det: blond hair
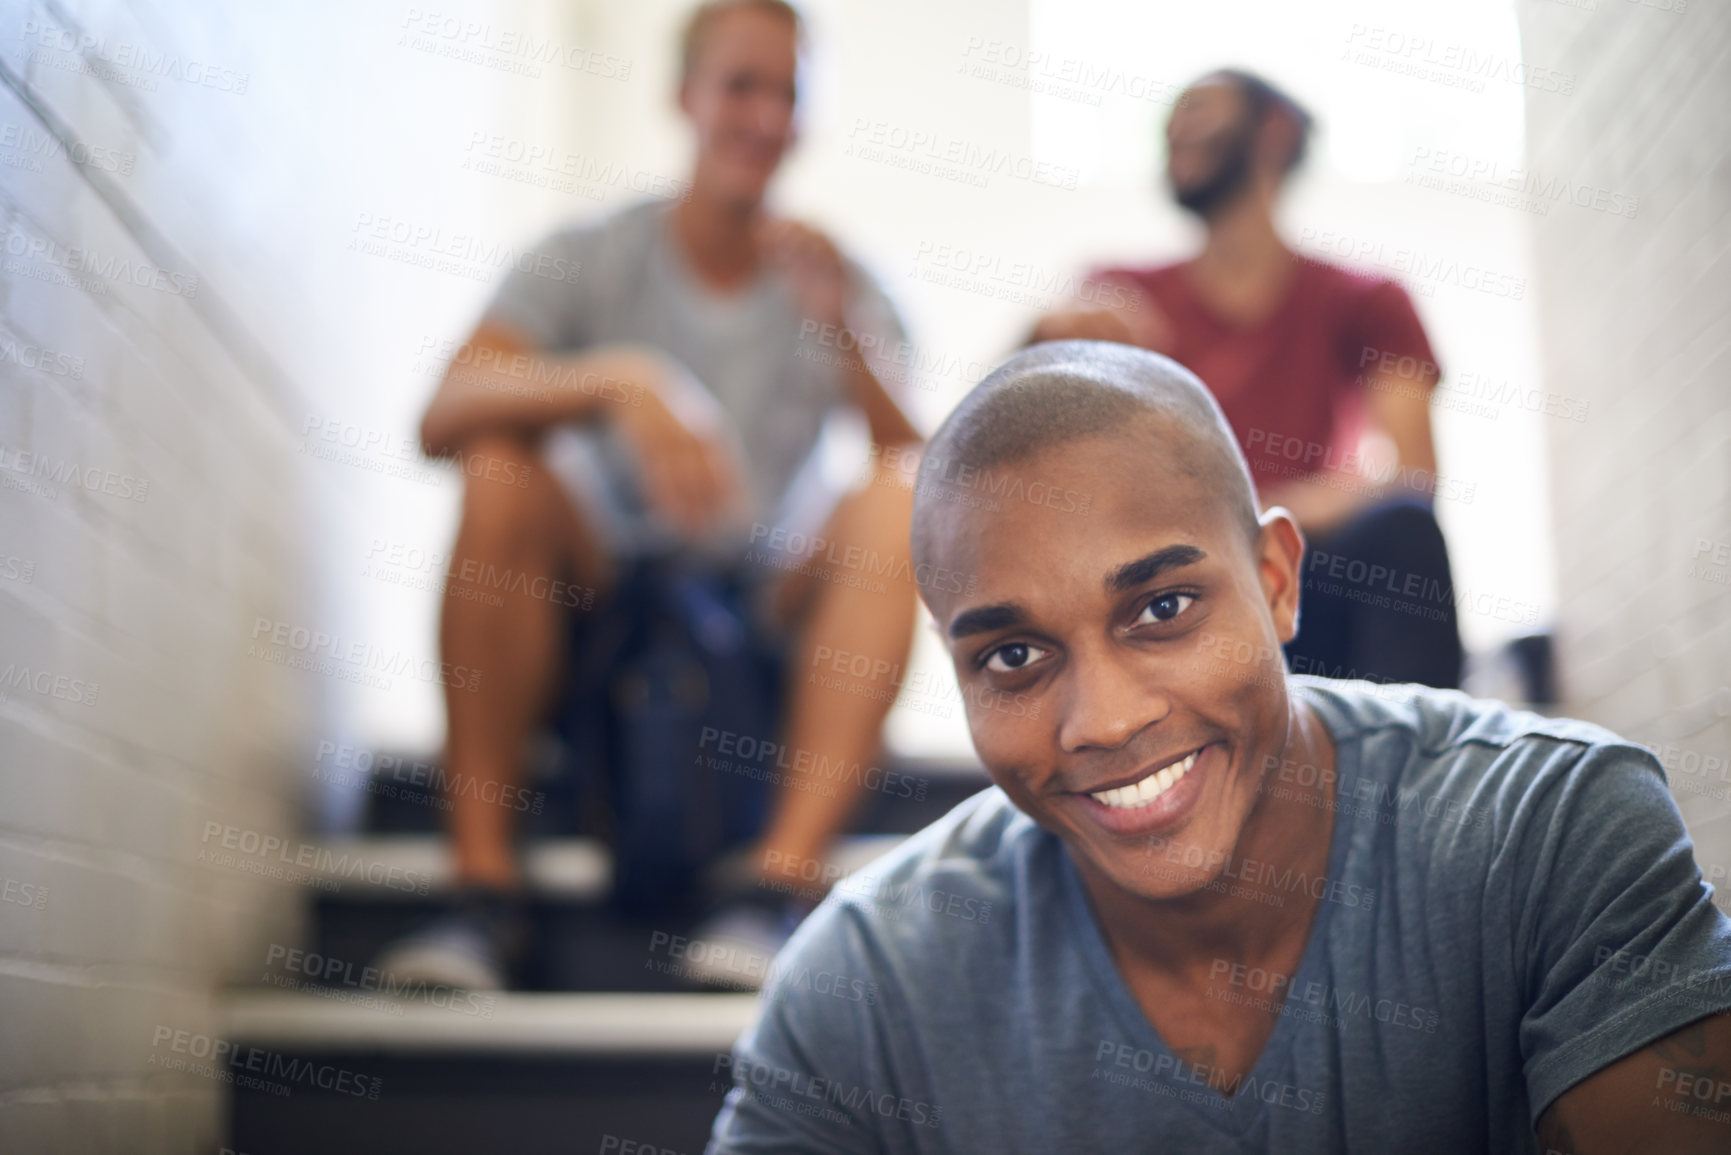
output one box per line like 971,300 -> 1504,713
678,0 -> 803,83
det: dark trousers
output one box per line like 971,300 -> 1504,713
1284,498 -> 1463,689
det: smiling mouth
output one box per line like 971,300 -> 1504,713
1087,748 -> 1203,811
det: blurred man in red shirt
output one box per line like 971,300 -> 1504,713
1032,69 -> 1461,688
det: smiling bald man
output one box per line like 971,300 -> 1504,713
706,342 -> 1731,1154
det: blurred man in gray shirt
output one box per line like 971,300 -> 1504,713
386,0 -> 923,990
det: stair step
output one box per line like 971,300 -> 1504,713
221,993 -> 749,1155
222,989 -> 759,1055
302,833 -> 911,901
359,750 -> 992,838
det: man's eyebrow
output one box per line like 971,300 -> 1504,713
1107,545 -> 1208,593
947,603 -> 1027,640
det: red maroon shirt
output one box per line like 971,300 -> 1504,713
1093,257 -> 1439,497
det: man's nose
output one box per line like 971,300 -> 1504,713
1056,645 -> 1171,754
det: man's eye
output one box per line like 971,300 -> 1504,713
1138,593 -> 1195,625
984,642 -> 1047,673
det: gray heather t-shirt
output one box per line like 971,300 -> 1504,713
479,199 -> 909,559
707,677 -> 1731,1154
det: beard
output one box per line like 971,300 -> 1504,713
1170,122 -> 1256,219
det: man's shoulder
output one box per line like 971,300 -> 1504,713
1293,676 -> 1614,751
829,784 -> 1038,918
533,197 -> 669,253
1292,675 -> 1657,802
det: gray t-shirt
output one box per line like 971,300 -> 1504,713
707,677 -> 1731,1153
480,199 -> 909,550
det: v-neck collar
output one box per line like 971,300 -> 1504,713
653,200 -> 768,310
1058,682 -> 1357,1138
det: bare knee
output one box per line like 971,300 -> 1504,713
452,434 -> 555,560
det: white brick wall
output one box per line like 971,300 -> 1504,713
0,0 -> 319,1145
0,0 -> 588,1148
1516,0 -> 1731,872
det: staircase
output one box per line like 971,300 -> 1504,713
218,754 -> 989,1154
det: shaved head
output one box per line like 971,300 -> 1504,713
911,341 -> 1260,572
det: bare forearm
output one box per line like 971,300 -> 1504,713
1537,1011 -> 1731,1153
420,342 -> 642,456
838,331 -> 920,448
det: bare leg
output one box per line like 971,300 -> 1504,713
439,433 -> 613,889
749,457 -> 920,881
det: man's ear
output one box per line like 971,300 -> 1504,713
1254,507 -> 1306,645
1256,109 -> 1301,177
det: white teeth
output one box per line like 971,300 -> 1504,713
1090,749 -> 1200,810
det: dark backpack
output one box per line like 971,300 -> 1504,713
555,552 -> 786,916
